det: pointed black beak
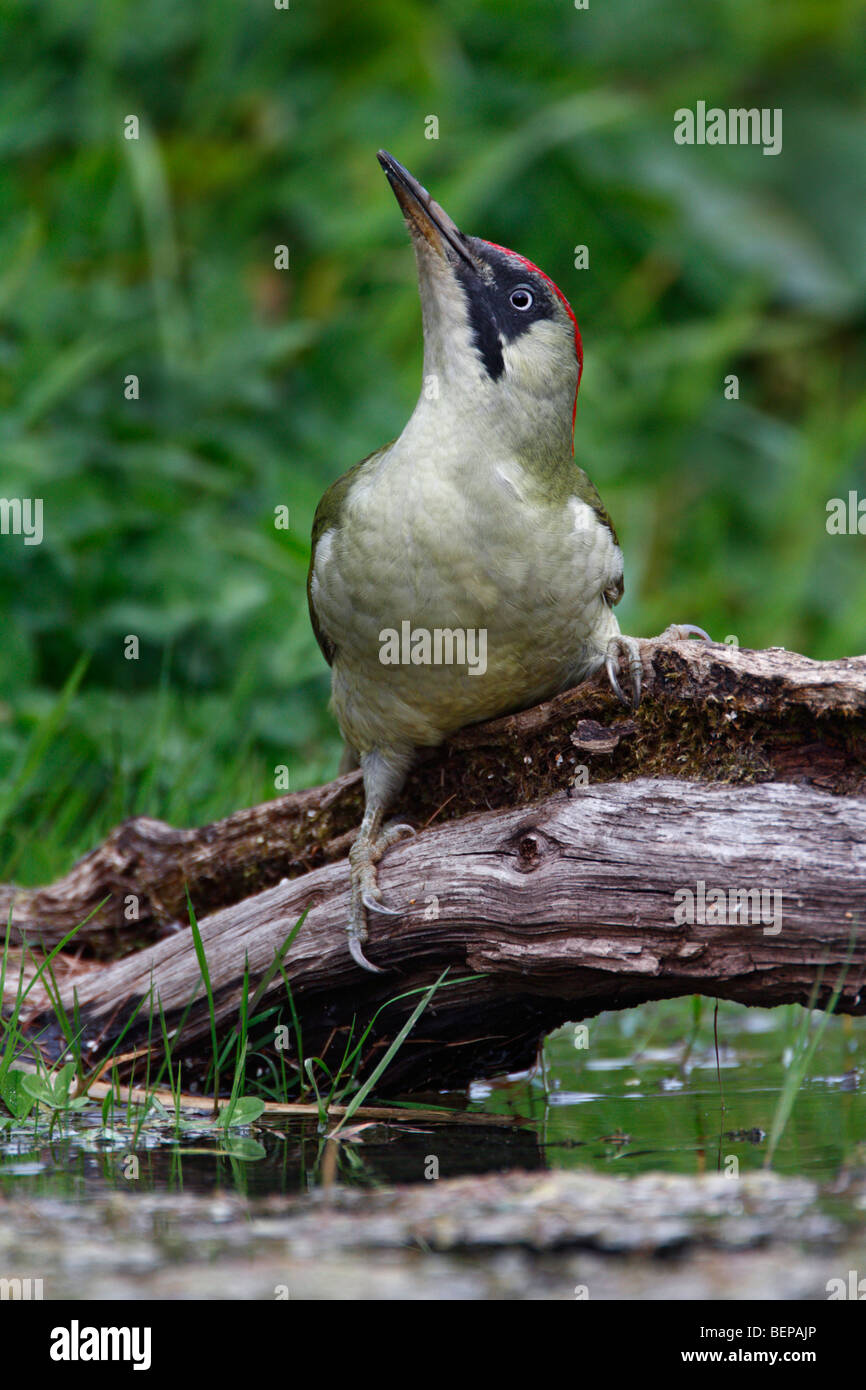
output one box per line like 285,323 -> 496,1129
377,150 -> 481,275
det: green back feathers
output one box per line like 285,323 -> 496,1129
307,444 -> 393,665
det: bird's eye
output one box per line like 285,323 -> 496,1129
509,286 -> 533,311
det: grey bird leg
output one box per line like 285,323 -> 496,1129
605,623 -> 711,709
348,748 -> 416,973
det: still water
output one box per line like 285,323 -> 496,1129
1,1000 -> 862,1199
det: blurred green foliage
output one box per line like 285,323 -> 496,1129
0,0 -> 864,882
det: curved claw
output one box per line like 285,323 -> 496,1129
605,649 -> 630,708
605,637 -> 642,710
348,935 -> 387,974
665,623 -> 711,643
380,821 -> 417,850
362,891 -> 400,916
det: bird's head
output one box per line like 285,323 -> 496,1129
378,150 -> 582,457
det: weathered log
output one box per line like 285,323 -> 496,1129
15,776 -> 866,1091
3,640 -> 865,955
5,639 -> 866,1093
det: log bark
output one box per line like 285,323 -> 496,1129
4,640 -> 865,956
5,639 -> 866,1093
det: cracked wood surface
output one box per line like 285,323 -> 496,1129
3,639 -> 865,956
18,778 -> 866,1092
5,639 -> 865,1091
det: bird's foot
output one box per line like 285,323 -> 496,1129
605,634 -> 644,710
605,624 -> 711,709
348,821 -> 416,973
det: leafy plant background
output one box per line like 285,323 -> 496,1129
1,0 -> 864,885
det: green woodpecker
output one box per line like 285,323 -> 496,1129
308,150 -> 707,971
